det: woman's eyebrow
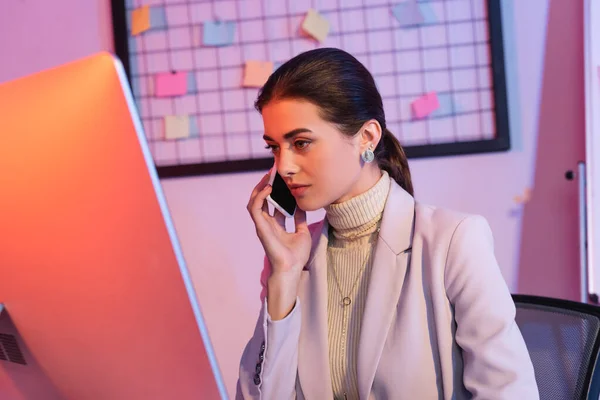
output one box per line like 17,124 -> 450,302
263,128 -> 313,142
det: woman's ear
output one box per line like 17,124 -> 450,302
359,119 -> 383,151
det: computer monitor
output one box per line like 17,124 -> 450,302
0,52 -> 228,400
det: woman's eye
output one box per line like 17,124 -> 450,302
295,140 -> 310,150
264,144 -> 279,153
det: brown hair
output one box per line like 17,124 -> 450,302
255,47 -> 414,196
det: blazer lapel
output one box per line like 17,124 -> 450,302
357,182 -> 415,398
297,220 -> 333,398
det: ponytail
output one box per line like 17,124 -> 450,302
376,128 -> 414,196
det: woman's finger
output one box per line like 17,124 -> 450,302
252,184 -> 272,214
274,208 -> 286,229
294,208 -> 308,233
248,172 -> 271,205
250,185 -> 273,235
247,170 -> 270,205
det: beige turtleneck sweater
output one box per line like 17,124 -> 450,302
324,171 -> 391,400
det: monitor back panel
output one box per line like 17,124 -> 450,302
0,53 -> 225,400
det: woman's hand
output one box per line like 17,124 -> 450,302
247,172 -> 312,319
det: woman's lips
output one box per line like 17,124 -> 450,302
290,185 -> 310,196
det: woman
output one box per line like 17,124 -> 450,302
236,48 -> 538,399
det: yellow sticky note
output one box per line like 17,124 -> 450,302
301,9 -> 329,42
243,61 -> 274,88
131,5 -> 151,36
164,116 -> 190,140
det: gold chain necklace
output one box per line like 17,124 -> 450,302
327,228 -> 380,307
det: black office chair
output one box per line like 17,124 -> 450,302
513,294 -> 600,400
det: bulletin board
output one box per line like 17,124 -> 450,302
111,0 -> 510,178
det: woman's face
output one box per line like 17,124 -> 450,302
261,99 -> 371,211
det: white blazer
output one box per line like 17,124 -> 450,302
237,180 -> 539,399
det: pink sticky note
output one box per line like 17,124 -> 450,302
155,72 -> 187,97
243,61 -> 274,88
411,92 -> 440,118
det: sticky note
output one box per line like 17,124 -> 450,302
203,21 -> 235,47
187,72 -> 198,94
155,72 -> 188,97
430,93 -> 459,117
393,2 -> 424,27
301,9 -> 330,42
393,1 -> 436,28
131,5 -> 150,36
243,61 -> 274,88
164,116 -> 190,140
411,92 -> 440,118
149,6 -> 168,30
189,117 -> 200,137
418,2 -> 437,24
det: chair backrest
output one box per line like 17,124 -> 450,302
513,294 -> 600,400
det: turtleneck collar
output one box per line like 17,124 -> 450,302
325,170 -> 391,240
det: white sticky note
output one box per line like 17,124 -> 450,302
164,115 -> 190,140
301,9 -> 330,42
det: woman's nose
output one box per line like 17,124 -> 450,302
276,150 -> 299,177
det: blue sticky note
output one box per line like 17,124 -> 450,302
187,72 -> 197,94
417,2 -> 437,25
430,93 -> 460,117
125,0 -> 134,8
203,21 -> 235,47
393,1 -> 437,27
150,6 -> 168,30
189,117 -> 200,137
393,2 -> 424,28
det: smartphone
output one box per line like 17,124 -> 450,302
266,167 -> 297,218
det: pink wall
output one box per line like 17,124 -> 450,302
515,0 -> 585,299
0,0 -> 114,84
0,0 -> 585,397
